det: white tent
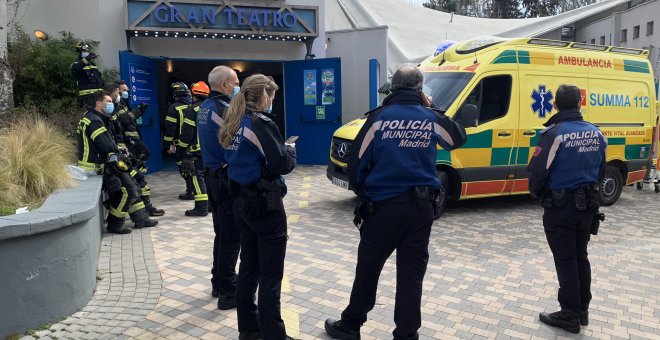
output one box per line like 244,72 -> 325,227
326,0 -> 631,74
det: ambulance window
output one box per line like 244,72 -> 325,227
459,75 -> 512,125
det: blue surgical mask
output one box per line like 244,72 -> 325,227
104,103 -> 115,114
81,52 -> 90,58
231,86 -> 240,98
121,91 -> 129,99
264,104 -> 273,114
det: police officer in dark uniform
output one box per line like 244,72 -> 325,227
77,91 -> 158,234
324,67 -> 466,340
113,81 -> 165,217
197,66 -> 241,310
219,74 -> 296,340
71,42 -> 104,109
528,84 -> 607,334
177,81 -> 210,217
163,82 -> 195,200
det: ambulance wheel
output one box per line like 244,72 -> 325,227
636,182 -> 643,190
598,166 -> 623,206
434,170 -> 449,219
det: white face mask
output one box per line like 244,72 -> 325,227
114,95 -> 120,103
81,52 -> 90,58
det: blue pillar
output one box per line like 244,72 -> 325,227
369,59 -> 380,109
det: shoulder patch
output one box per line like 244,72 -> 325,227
256,113 -> 272,121
540,124 -> 556,134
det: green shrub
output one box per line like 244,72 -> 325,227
0,115 -> 76,213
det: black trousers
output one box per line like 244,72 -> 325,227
234,193 -> 288,339
341,198 -> 433,340
543,205 -> 593,314
175,153 -> 194,195
191,157 -> 208,207
105,172 -> 148,226
206,168 -> 240,295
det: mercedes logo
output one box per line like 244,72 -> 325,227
337,142 -> 348,158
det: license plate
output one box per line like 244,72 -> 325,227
332,177 -> 349,190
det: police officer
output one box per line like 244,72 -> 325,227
324,66 -> 467,340
77,91 -> 158,234
528,84 -> 607,334
219,74 -> 296,340
163,82 -> 195,200
71,42 -> 104,108
114,80 -> 165,217
197,66 -> 241,309
177,81 -> 210,216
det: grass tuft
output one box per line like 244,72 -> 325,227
0,114 -> 76,214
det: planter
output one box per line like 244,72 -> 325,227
0,176 -> 104,337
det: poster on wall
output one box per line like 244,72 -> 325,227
303,69 -> 317,105
321,69 -> 335,105
128,63 -> 155,125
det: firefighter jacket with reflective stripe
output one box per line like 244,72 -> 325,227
224,110 -> 296,186
177,101 -> 203,154
163,99 -> 190,148
527,109 -> 607,198
71,57 -> 104,96
77,109 -> 120,171
346,89 -> 467,202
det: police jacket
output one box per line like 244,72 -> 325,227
177,100 -> 204,154
347,89 -> 467,202
527,109 -> 607,198
163,97 -> 191,149
77,109 -> 120,172
224,110 -> 296,186
71,57 -> 104,97
197,92 -> 230,169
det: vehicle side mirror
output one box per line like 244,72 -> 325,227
458,104 -> 478,127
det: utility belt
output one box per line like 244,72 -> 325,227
353,186 -> 436,230
540,185 -> 598,211
229,178 -> 285,217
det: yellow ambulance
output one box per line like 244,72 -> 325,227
327,37 -> 658,217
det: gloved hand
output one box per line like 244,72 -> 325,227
180,157 -> 195,177
134,103 -> 149,118
107,153 -> 129,172
103,175 -> 122,193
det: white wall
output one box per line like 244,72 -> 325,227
575,16 -> 615,45
326,26 -> 388,123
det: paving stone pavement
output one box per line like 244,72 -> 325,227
20,165 -> 660,339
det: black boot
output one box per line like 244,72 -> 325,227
142,196 -> 165,216
238,332 -> 261,340
325,319 -> 360,340
580,310 -> 589,326
106,215 -> 131,234
217,294 -> 237,310
179,192 -> 194,200
130,208 -> 159,229
185,201 -> 209,217
539,310 -> 580,333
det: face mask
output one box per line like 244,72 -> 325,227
121,91 -> 129,99
231,86 -> 240,98
114,96 -> 120,103
81,52 -> 90,58
104,103 -> 115,114
264,103 -> 273,114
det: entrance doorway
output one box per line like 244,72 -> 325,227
120,51 -> 342,171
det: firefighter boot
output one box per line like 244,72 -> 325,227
143,195 -> 165,216
185,201 -> 209,217
130,207 -> 159,229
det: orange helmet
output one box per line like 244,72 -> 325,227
191,81 -> 210,97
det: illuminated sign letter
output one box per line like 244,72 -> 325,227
187,7 -> 200,24
203,8 -> 216,24
248,10 -> 261,26
283,12 -> 297,27
154,5 -> 169,22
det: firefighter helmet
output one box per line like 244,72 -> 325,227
171,82 -> 190,97
75,42 -> 90,53
191,81 -> 210,97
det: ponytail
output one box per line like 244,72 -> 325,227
220,92 -> 246,147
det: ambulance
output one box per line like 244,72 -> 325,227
327,37 -> 659,217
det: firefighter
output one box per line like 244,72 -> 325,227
113,80 -> 165,217
163,82 -> 195,200
77,91 -> 158,234
177,81 -> 210,216
71,42 -> 104,109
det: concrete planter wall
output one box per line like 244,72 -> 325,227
0,176 -> 104,337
